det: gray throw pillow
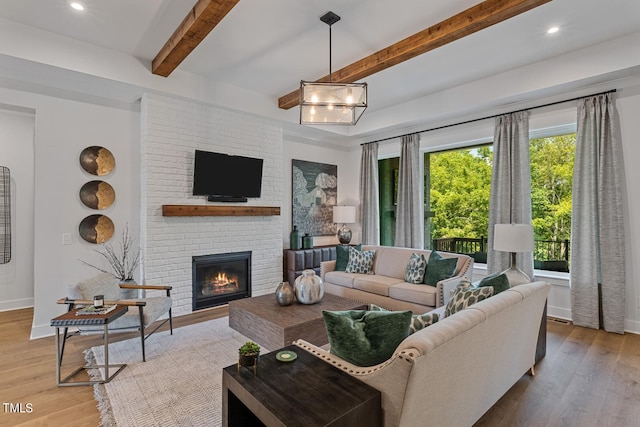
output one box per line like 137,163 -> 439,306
344,247 -> 376,274
477,272 -> 510,294
423,251 -> 458,286
323,309 -> 412,367
404,253 -> 427,284
335,244 -> 362,271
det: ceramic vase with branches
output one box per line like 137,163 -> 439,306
80,224 -> 141,282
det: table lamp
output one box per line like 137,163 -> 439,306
493,223 -> 534,286
332,206 -> 356,244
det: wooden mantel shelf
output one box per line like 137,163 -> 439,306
162,205 -> 280,217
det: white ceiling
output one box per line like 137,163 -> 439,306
1,0 -> 640,144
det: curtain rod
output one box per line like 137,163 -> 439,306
361,89 -> 617,146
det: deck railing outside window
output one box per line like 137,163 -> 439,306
433,237 -> 570,272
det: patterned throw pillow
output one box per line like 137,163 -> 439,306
410,312 -> 439,333
423,251 -> 458,286
368,304 -> 439,334
345,247 -> 376,274
444,282 -> 494,317
404,253 -> 428,284
335,244 -> 362,271
323,309 -> 412,367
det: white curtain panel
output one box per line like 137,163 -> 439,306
359,142 -> 380,245
487,111 -> 534,279
394,133 -> 423,248
570,93 -> 625,334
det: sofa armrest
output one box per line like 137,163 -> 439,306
435,257 -> 474,308
320,260 -> 336,281
294,339 -> 418,427
436,276 -> 460,308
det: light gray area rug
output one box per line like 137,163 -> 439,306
87,317 -> 262,427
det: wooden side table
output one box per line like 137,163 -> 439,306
223,345 -> 381,427
50,305 -> 128,386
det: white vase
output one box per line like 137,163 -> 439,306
294,269 -> 324,304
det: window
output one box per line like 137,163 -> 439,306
378,133 -> 575,272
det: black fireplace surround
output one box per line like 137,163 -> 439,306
192,251 -> 251,311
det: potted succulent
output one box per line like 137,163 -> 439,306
238,341 -> 261,375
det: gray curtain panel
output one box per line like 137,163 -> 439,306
359,142 -> 380,245
487,111 -> 534,279
394,134 -> 423,249
0,166 -> 10,264
570,93 -> 625,334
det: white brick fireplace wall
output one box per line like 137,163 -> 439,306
140,93 -> 283,315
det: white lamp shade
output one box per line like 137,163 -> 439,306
333,205 -> 356,224
493,224 -> 534,252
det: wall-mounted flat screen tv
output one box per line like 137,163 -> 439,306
192,150 -> 263,202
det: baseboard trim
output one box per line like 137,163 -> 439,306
0,298 -> 33,312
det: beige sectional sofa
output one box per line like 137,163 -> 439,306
321,245 -> 474,312
295,280 -> 550,427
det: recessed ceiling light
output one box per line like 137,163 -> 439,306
547,26 -> 560,34
70,2 -> 84,11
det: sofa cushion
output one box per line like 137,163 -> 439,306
367,304 -> 439,334
354,275 -> 403,297
324,271 -> 358,288
424,251 -> 458,286
476,272 -> 510,294
345,247 -> 376,274
404,253 -> 427,284
388,282 -> 437,307
323,309 -> 412,367
335,244 -> 362,271
368,246 -> 428,279
445,283 -> 494,317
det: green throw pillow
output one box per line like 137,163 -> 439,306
367,304 -> 439,335
444,283 -> 494,317
423,251 -> 458,286
344,247 -> 376,274
323,309 -> 412,367
477,272 -> 510,294
335,244 -> 362,271
404,253 -> 427,284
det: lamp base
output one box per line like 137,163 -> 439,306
337,225 -> 352,245
500,252 -> 532,286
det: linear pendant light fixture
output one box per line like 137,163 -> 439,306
300,12 -> 367,125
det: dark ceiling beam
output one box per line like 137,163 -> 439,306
278,0 -> 552,109
152,0 -> 240,77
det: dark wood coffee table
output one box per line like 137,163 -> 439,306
222,344 -> 381,427
229,293 -> 365,350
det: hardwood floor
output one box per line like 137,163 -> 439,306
1,309 -> 639,426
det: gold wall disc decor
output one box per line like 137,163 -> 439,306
80,146 -> 115,176
79,214 -> 114,244
80,180 -> 115,210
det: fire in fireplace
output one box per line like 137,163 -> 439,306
192,251 -> 251,310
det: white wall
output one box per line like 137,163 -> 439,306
0,107 -> 35,311
141,94 -> 284,315
282,140 -> 361,248
0,88 -> 141,339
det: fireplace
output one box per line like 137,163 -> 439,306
192,251 -> 251,310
